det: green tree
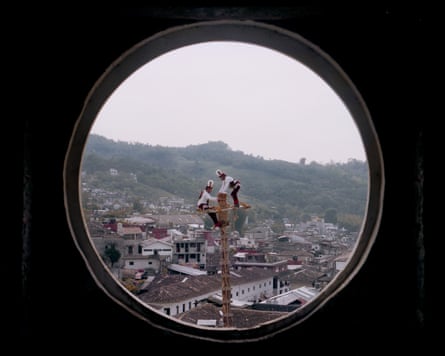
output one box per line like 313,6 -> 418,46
301,213 -> 311,223
133,199 -> 144,213
338,213 -> 363,232
104,243 -> 121,267
271,220 -> 285,235
324,208 -> 338,224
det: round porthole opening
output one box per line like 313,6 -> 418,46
64,19 -> 384,342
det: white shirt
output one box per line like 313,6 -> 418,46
219,175 -> 241,194
218,175 -> 234,194
197,189 -> 217,207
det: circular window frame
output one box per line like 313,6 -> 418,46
64,19 -> 384,343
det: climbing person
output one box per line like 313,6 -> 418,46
197,179 -> 221,229
216,169 -> 241,208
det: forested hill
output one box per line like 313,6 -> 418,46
82,134 -> 368,227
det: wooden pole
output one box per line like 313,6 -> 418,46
217,192 -> 232,327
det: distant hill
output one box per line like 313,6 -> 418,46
82,134 -> 368,230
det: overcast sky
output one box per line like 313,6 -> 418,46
91,41 -> 366,164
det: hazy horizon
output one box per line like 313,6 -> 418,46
91,41 -> 366,164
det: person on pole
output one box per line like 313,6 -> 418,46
216,169 -> 241,208
197,179 -> 221,229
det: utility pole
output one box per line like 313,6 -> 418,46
217,192 -> 232,327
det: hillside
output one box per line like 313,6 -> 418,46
82,134 -> 368,230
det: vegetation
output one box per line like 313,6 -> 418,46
82,134 -> 368,231
103,243 -> 121,267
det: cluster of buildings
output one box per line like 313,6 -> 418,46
87,210 -> 357,328
82,168 -> 358,327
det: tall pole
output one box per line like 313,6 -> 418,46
217,192 -> 232,327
